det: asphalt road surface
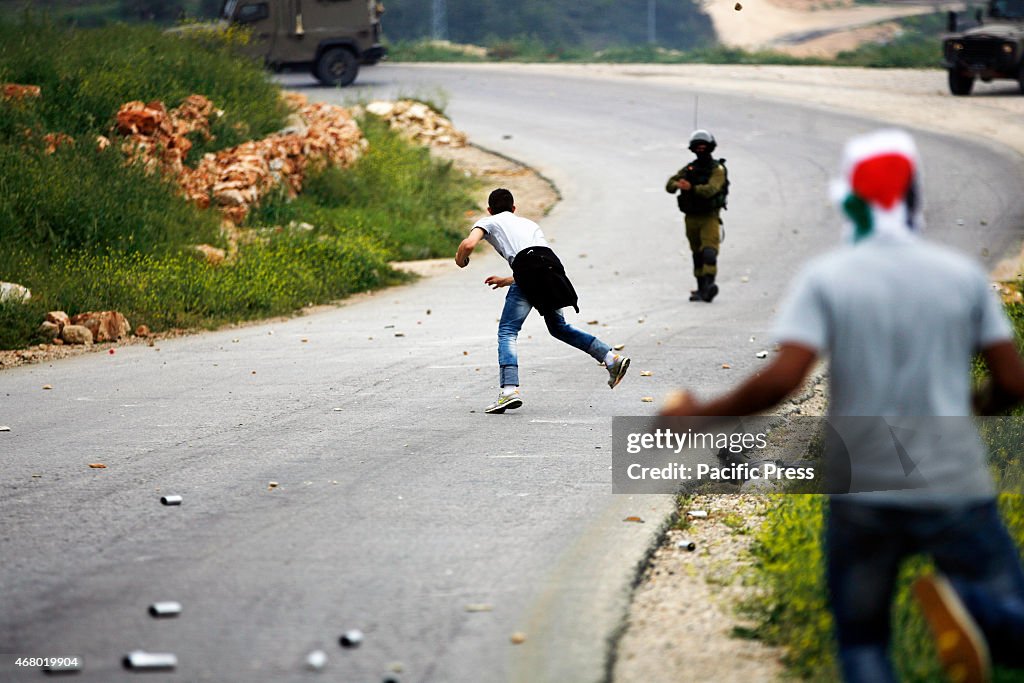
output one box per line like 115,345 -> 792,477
2,63 -> 1023,683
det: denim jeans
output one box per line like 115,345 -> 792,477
497,283 -> 610,387
826,498 -> 1024,683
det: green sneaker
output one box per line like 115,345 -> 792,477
485,390 -> 523,414
607,355 -> 630,389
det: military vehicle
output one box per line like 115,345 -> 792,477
219,0 -> 386,86
943,0 -> 1024,95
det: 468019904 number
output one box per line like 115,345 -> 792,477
15,657 -> 81,667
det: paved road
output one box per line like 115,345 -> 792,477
2,63 -> 1022,683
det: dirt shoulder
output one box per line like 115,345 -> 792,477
703,0 -> 946,56
612,377 -> 828,683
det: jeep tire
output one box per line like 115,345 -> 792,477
315,47 -> 359,87
948,69 -> 975,96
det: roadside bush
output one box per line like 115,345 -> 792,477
0,136 -> 222,254
834,12 -> 947,68
3,233 -> 399,333
0,298 -> 49,350
740,495 -> 836,678
834,36 -> 941,68
385,40 -> 488,63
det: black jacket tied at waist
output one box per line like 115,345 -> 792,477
510,246 -> 579,316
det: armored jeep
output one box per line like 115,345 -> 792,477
943,0 -> 1024,95
219,0 -> 386,86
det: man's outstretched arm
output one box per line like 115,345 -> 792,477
661,343 -> 818,417
456,227 -> 485,268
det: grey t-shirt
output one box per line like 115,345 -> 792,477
773,234 -> 1013,504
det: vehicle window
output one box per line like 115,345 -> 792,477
220,0 -> 238,19
236,2 -> 270,23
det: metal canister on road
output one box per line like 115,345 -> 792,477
305,649 -> 328,671
148,601 -> 182,617
123,651 -> 177,671
339,629 -> 363,648
160,495 -> 182,506
677,539 -> 696,551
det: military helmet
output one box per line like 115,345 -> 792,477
688,129 -> 716,152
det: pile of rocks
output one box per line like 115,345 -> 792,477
1,83 -> 41,102
112,95 -> 217,178
114,92 -> 367,224
361,99 -> 468,148
4,85 -> 463,227
39,311 -> 133,346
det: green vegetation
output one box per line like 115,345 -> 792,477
386,38 -> 811,65
0,138 -> 223,254
0,17 -> 478,349
382,0 -> 713,52
832,12 -> 949,68
0,1 -> 221,27
2,233 -> 397,334
387,11 -> 951,69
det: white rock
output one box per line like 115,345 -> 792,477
365,101 -> 396,117
0,282 -> 31,302
305,649 -> 327,671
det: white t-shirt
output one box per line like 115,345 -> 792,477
473,211 -> 548,264
772,233 -> 1013,503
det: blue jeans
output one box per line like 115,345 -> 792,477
497,283 -> 610,387
826,498 -> 1024,683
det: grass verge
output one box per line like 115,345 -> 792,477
388,14 -> 950,69
0,19 -> 479,350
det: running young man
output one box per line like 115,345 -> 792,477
456,188 -> 630,414
661,130 -> 1024,683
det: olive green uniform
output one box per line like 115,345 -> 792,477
665,161 -> 725,278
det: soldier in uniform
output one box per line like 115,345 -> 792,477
665,129 -> 728,303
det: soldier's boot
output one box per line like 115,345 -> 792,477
700,274 -> 719,303
689,276 -> 706,302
